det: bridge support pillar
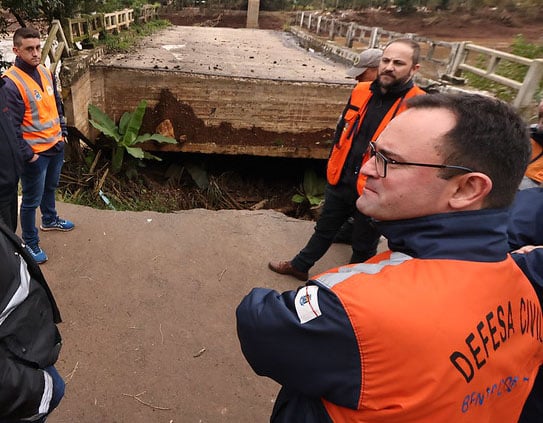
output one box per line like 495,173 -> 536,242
246,0 -> 260,29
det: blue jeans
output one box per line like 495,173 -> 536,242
20,151 -> 64,247
0,366 -> 65,423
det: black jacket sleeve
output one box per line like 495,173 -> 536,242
0,221 -> 62,419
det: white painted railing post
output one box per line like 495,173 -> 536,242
515,59 -> 543,108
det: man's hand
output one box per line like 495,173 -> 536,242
512,245 -> 543,254
29,154 -> 39,163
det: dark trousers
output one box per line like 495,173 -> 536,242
0,191 -> 18,233
291,184 -> 380,273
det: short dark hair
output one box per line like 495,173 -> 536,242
13,27 -> 41,47
385,38 -> 421,65
406,93 -> 531,209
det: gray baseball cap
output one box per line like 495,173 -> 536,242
346,48 -> 383,78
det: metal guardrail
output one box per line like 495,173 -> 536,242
293,11 -> 542,108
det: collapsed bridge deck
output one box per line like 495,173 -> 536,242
65,25 -> 354,159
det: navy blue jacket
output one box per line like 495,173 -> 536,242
508,187 -> 543,251
237,209 -> 543,422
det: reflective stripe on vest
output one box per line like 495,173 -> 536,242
3,65 -> 62,153
315,252 -> 543,422
326,83 -> 426,194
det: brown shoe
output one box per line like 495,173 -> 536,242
268,260 -> 308,281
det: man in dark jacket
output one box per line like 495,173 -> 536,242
0,79 -> 23,232
0,220 -> 64,422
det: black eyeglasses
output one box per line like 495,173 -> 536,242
368,142 -> 475,178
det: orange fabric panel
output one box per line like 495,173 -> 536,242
323,255 -> 543,422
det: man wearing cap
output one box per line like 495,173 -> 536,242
346,48 -> 382,83
334,48 -> 383,244
269,39 -> 426,281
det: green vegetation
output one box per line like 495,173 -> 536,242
88,100 -> 177,173
292,168 -> 326,207
100,19 -> 171,53
464,36 -> 543,103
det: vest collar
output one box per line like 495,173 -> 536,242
375,209 -> 510,262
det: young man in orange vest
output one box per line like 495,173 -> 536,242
269,39 -> 425,281
237,93 -> 543,422
3,27 -> 74,264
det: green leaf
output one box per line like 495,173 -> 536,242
135,133 -> 178,144
118,111 -> 132,135
303,169 -> 326,197
291,193 -> 305,204
89,119 -> 121,143
88,103 -> 116,129
111,147 -> 125,173
122,100 -> 147,147
125,146 -> 145,159
143,151 -> 163,161
88,104 -> 120,142
307,195 -> 323,206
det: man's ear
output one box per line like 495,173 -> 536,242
449,173 -> 493,210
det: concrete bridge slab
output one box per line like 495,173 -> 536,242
66,26 -> 355,159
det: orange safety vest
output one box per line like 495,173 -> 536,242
318,252 -> 543,422
327,82 -> 426,194
525,138 -> 543,183
3,64 -> 62,153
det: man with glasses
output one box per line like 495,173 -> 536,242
269,38 -> 425,281
237,92 -> 543,422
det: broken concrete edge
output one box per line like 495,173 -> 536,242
140,141 -> 331,160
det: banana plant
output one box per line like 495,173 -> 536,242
88,100 -> 177,173
292,168 -> 326,207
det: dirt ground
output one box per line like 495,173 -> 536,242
163,8 -> 543,46
45,8 -> 542,423
43,201 -> 354,423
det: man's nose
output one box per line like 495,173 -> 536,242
384,63 -> 394,72
361,155 -> 377,177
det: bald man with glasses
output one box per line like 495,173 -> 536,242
237,92 -> 543,423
